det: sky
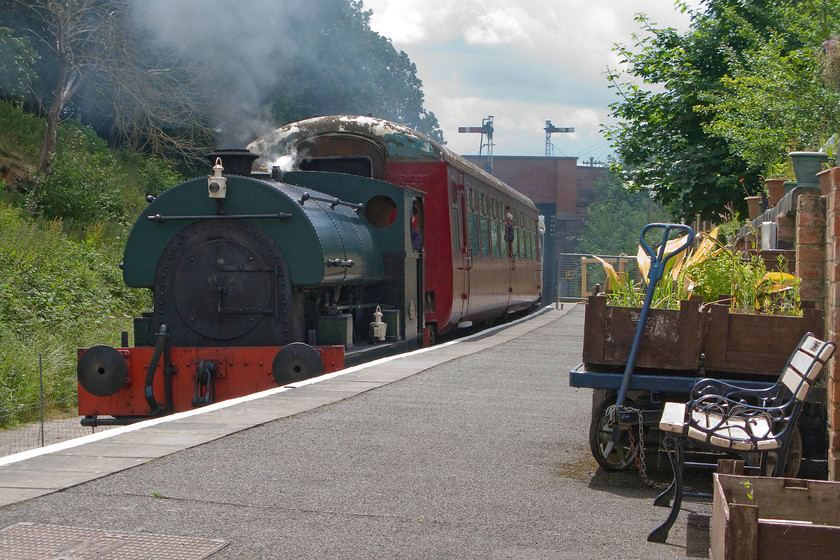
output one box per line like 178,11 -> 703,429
361,0 -> 703,162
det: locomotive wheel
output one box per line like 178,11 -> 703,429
78,345 -> 128,397
589,397 -> 638,471
272,343 -> 324,386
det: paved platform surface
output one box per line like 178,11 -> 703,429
0,305 -> 711,559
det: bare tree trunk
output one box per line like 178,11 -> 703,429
36,96 -> 61,176
36,59 -> 76,176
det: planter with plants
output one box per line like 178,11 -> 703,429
583,294 -> 702,372
582,227 -> 823,379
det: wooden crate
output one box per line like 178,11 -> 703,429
712,473 -> 840,560
582,296 -> 824,378
582,295 -> 701,372
702,305 -> 824,376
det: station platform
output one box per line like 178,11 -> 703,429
0,305 -> 707,559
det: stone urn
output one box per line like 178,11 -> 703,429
789,151 -> 828,186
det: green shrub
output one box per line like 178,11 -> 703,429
684,251 -> 767,308
113,149 -> 183,219
0,203 -> 149,426
0,102 -> 188,427
0,99 -> 42,161
36,130 -> 124,225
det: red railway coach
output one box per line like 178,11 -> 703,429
248,115 -> 542,341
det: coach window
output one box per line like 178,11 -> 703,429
451,207 -> 460,252
490,200 -> 504,259
504,209 -> 514,257
524,221 -> 530,260
527,228 -> 534,260
531,226 -> 537,260
514,222 -> 520,259
479,193 -> 490,257
490,201 -> 500,259
468,189 -> 480,256
530,229 -> 535,260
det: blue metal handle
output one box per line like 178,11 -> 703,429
615,224 -> 695,409
638,223 -> 695,287
603,224 -> 695,458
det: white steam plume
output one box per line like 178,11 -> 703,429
130,0 -> 317,147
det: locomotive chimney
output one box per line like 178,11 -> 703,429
204,149 -> 260,177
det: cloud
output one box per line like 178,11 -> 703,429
363,0 -> 700,157
463,8 -> 536,47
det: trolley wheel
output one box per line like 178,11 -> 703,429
589,398 -> 639,471
783,425 -> 803,477
744,425 -> 802,477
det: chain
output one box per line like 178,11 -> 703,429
605,404 -> 655,487
625,407 -> 655,488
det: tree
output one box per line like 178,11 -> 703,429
18,0 -> 115,176
577,171 -> 672,256
267,1 -> 442,142
84,6 -> 214,160
0,27 -> 39,102
606,0 -> 840,221
5,0 -> 214,182
605,7 -> 763,221
120,0 -> 441,147
4,0 -> 441,178
705,2 -> 840,175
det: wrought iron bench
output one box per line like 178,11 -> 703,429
647,332 -> 836,543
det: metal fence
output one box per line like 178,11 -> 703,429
0,365 -> 115,458
0,412 -> 113,458
556,253 -> 641,301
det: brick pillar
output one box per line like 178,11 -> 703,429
825,188 -> 840,480
796,195 -> 826,306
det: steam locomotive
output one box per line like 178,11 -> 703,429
77,116 -> 542,425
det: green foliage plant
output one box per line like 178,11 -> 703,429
0,102 -> 174,427
0,98 -> 43,163
600,226 -> 802,317
708,35 -> 840,174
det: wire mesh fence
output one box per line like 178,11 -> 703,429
556,253 -> 641,302
0,383 -> 115,458
0,410 -> 114,458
